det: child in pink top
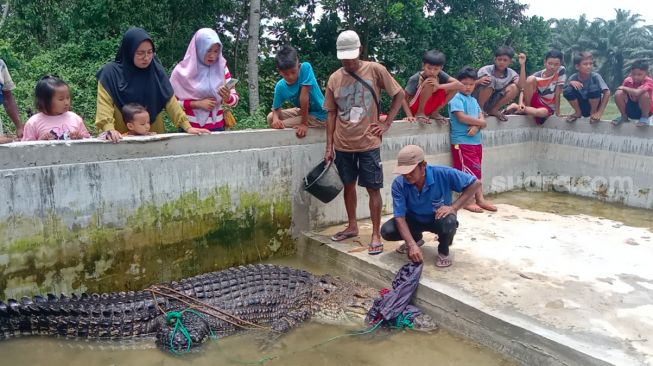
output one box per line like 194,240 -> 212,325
22,76 -> 91,141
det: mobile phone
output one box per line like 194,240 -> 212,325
225,78 -> 239,89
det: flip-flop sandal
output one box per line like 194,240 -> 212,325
565,115 -> 581,123
435,254 -> 452,268
637,117 -> 651,127
416,115 -> 431,124
330,231 -> 358,242
493,110 -> 509,122
611,116 -> 626,125
368,242 -> 384,255
434,116 -> 449,125
395,239 -> 425,254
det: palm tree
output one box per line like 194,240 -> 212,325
585,10 -> 653,89
550,15 -> 591,68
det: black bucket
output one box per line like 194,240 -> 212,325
303,160 -> 343,203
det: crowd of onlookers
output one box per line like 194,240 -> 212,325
1,27 -> 651,266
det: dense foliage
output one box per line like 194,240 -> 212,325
2,1 -> 647,134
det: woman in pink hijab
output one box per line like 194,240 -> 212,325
170,28 -> 239,131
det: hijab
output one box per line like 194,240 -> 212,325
96,27 -> 174,123
170,28 -> 226,126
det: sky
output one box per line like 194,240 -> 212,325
522,0 -> 653,23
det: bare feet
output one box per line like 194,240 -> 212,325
477,200 -> 497,212
464,204 -> 484,213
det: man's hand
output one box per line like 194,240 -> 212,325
324,146 -> 334,162
467,126 -> 479,136
15,125 -> 24,139
368,122 -> 389,137
294,123 -> 308,138
271,118 -> 284,129
518,53 -> 527,66
435,205 -> 455,220
569,80 -> 583,90
39,131 -> 56,140
425,77 -> 440,89
590,111 -> 603,121
477,75 -> 491,86
407,243 -> 424,263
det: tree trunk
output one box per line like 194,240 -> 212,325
246,0 -> 261,114
0,1 -> 9,29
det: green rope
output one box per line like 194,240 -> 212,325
391,313 -> 415,330
167,309 -> 217,355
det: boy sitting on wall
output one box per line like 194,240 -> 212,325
267,45 -> 326,138
402,49 -> 462,124
613,60 -> 653,127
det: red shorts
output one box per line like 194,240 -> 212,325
409,88 -> 447,115
451,144 -> 483,179
530,91 -> 553,125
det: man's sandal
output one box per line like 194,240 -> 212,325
395,239 -> 425,254
565,114 -> 581,123
435,254 -> 452,268
368,242 -> 384,255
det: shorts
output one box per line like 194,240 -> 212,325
562,87 -> 602,117
334,148 -> 383,189
451,144 -> 482,179
530,91 -> 553,125
409,87 -> 446,115
626,100 -> 643,119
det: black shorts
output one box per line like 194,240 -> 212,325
626,100 -> 643,119
334,148 -> 383,189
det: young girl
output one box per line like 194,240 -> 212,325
170,28 -> 238,132
22,76 -> 91,141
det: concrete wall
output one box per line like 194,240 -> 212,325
0,117 -> 651,297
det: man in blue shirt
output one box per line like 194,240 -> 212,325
381,145 -> 481,267
267,45 -> 326,138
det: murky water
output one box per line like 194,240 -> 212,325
0,254 -> 516,366
490,191 -> 653,231
2,190 -> 649,365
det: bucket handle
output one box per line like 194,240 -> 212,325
304,160 -> 333,189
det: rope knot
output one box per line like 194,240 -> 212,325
167,311 -> 183,326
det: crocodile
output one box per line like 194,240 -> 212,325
0,264 -> 436,353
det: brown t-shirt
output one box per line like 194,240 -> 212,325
324,61 -> 402,152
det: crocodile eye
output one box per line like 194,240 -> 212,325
323,288 -> 331,294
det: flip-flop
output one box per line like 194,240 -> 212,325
330,231 -> 358,242
435,254 -> 452,268
368,242 -> 384,255
611,116 -> 626,126
433,116 -> 449,125
636,117 -> 651,127
492,110 -> 508,122
565,114 -> 581,123
395,239 -> 425,254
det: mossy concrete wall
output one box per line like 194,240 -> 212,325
1,118 -> 651,298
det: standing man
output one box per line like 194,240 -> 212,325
0,59 -> 24,139
324,30 -> 405,255
381,145 -> 481,267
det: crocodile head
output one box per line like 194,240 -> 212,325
311,275 -> 437,332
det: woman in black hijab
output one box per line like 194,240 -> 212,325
95,27 -> 209,141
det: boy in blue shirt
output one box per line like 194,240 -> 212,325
448,67 -> 497,213
267,45 -> 326,138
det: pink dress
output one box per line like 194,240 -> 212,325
22,111 -> 91,141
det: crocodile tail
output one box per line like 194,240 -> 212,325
0,291 -> 164,341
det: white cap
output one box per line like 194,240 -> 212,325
336,30 -> 361,60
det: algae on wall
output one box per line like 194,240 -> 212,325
0,185 -> 294,300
